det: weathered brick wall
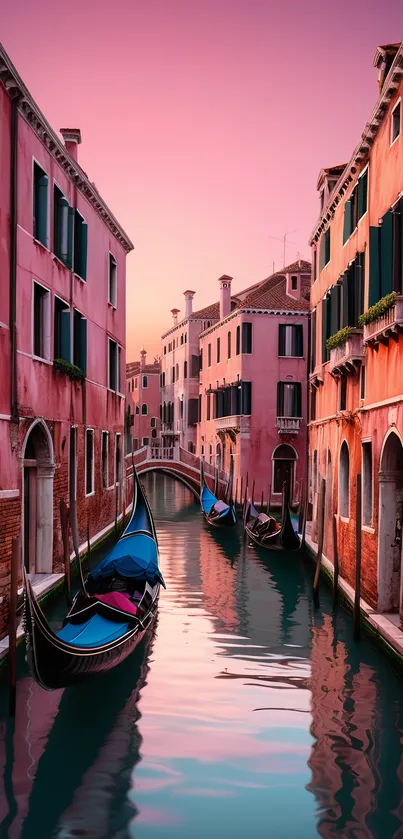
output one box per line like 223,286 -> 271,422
0,497 -> 21,636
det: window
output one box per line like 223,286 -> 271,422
217,337 -> 221,363
188,398 -> 198,426
207,392 -> 211,420
310,386 -> 316,422
339,374 -> 347,411
360,365 -> 366,400
151,429 -> 157,439
142,404 -> 148,415
171,367 -> 175,384
278,324 -> 303,357
136,405 -> 139,414
362,442 -> 373,526
313,248 -> 317,282
33,282 -> 50,359
208,343 -> 211,366
151,417 -> 157,428
180,399 -> 183,418
135,378 -> 138,388
310,308 -> 316,372
343,170 -> 368,243
181,334 -> 184,345
108,254 -> 117,307
115,434 -> 121,484
291,276 -> 298,290
277,382 -> 302,417
273,444 -> 296,495
242,322 -> 253,354
33,161 -> 48,246
142,436 -> 149,446
241,381 -> 252,415
73,309 -> 87,373
227,331 -> 232,359
185,333 -> 187,343
133,438 -> 139,450
53,185 -> 72,266
339,441 -> 350,518
176,364 -> 179,381
191,355 -> 200,377
236,325 -> 241,355
108,338 -> 121,391
85,428 -> 94,495
142,375 -> 148,388
199,350 -> 203,371
319,228 -> 331,271
198,394 -> 202,422
85,429 -> 94,495
391,99 -> 401,145
164,345 -> 167,355
161,372 -> 166,387
73,210 -> 88,280
184,361 -> 187,379
54,297 -> 70,361
101,431 -> 109,488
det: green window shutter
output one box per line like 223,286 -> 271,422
330,284 -> 341,336
319,236 -> 325,272
369,226 -> 381,306
37,174 -> 48,246
60,310 -> 71,362
310,309 -> 316,372
79,317 -> 87,373
380,210 -> 393,298
80,222 -> 88,281
321,296 -> 328,362
343,200 -> 352,244
325,229 -> 331,264
358,170 -> 368,219
59,198 -> 69,264
67,207 -> 74,269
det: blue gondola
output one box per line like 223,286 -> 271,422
23,462 -> 164,690
200,457 -> 237,528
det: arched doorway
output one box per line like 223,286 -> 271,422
378,431 -> 403,613
272,444 -> 297,499
22,420 -> 54,575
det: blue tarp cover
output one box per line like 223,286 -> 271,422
201,485 -> 229,518
89,533 -> 165,587
57,613 -> 129,648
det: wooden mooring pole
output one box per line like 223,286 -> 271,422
251,480 -> 255,507
266,484 -> 271,516
60,499 -> 71,604
332,513 -> 339,612
313,477 -> 326,609
9,535 -> 20,717
240,477 -> 243,509
353,474 -> 362,641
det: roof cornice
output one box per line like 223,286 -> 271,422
0,44 -> 134,253
309,43 -> 403,246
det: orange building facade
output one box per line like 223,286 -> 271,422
308,43 -> 403,619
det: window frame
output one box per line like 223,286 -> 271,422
32,158 -> 49,248
278,324 -> 303,358
141,403 -> 148,416
362,439 -> 373,528
32,279 -> 51,361
108,252 -> 118,308
73,207 -> 88,282
142,436 -> 149,446
108,337 -> 121,393
101,429 -> 110,489
85,428 -> 95,497
53,293 -> 71,362
391,97 -> 401,147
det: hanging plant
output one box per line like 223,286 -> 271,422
358,292 -> 397,327
53,358 -> 85,382
326,326 -> 352,351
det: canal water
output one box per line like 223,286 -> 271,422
1,475 -> 403,838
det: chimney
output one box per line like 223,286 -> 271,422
60,128 -> 82,163
218,275 -> 233,320
183,290 -> 195,318
140,348 -> 146,371
171,308 -> 180,326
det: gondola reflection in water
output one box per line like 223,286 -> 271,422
23,464 -> 165,690
244,481 -> 301,551
200,456 -> 237,528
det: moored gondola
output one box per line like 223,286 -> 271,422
23,463 -> 165,690
244,482 -> 301,551
200,457 -> 237,528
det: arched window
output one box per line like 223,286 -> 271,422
272,444 -> 297,495
135,405 -> 139,415
142,375 -> 148,388
142,404 -> 148,415
339,441 -> 350,518
151,417 -> 157,428
151,428 -> 157,439
163,402 -> 166,423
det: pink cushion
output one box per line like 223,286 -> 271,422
95,591 -> 138,616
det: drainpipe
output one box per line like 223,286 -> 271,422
10,94 -> 20,421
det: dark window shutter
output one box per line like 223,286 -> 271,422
278,325 -> 285,356
343,200 -> 352,244
228,331 -> 231,358
199,350 -> 203,371
330,284 -> 340,336
61,309 -> 71,362
358,170 -> 368,219
242,322 -> 252,353
59,197 -> 69,263
67,207 -> 74,269
217,337 -> 220,363
198,395 -> 202,422
393,205 -> 403,293
294,383 -> 302,417
380,210 -> 393,298
37,174 -> 49,246
79,222 -> 88,281
242,382 -> 252,415
184,361 -> 187,378
236,325 -> 240,355
325,229 -> 331,264
310,309 -> 316,372
294,325 -> 303,357
321,296 -> 328,363
277,381 -> 283,417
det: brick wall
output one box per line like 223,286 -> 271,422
0,497 -> 21,636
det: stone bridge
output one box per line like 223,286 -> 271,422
129,445 -> 229,498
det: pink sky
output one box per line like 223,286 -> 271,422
3,0 -> 403,360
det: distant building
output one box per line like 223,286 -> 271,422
308,41 -> 403,622
198,264 -> 311,505
0,45 -> 133,638
126,350 -> 161,450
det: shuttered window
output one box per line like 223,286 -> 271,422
33,162 -> 49,246
227,331 -> 231,359
242,322 -> 252,353
73,210 -> 88,281
217,337 -> 221,363
85,429 -> 94,495
277,382 -> 302,418
310,309 -> 316,372
319,228 -> 331,271
343,199 -> 352,245
208,343 -> 211,366
358,169 -> 368,219
380,210 -> 393,298
278,324 -> 303,357
54,185 -> 73,266
73,310 -> 87,373
54,297 -> 70,362
236,325 -> 241,355
241,381 -> 252,415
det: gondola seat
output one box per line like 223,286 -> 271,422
94,591 -> 139,616
57,613 -> 130,648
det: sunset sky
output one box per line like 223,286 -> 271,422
3,0 -> 403,360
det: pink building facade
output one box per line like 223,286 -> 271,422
126,350 -> 161,449
0,46 -> 133,637
197,264 -> 311,506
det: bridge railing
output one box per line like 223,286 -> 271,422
130,444 -> 229,490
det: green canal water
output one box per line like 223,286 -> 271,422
1,474 -> 403,838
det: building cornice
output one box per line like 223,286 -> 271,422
309,43 -> 403,246
199,306 -> 309,339
0,44 -> 134,253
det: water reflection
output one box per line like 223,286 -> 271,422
1,474 -> 403,837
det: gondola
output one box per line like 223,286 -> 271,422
200,457 -> 237,528
23,463 -> 165,691
244,482 -> 301,552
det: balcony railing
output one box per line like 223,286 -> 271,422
276,417 -> 301,434
214,415 -> 251,433
329,328 -> 364,377
363,296 -> 403,346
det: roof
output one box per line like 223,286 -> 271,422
191,302 -> 220,320
0,43 -> 133,252
239,260 -> 311,312
317,164 -> 347,190
126,360 -> 161,377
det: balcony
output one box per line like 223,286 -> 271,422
276,417 -> 301,435
363,295 -> 403,348
214,415 -> 251,434
329,328 -> 364,377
